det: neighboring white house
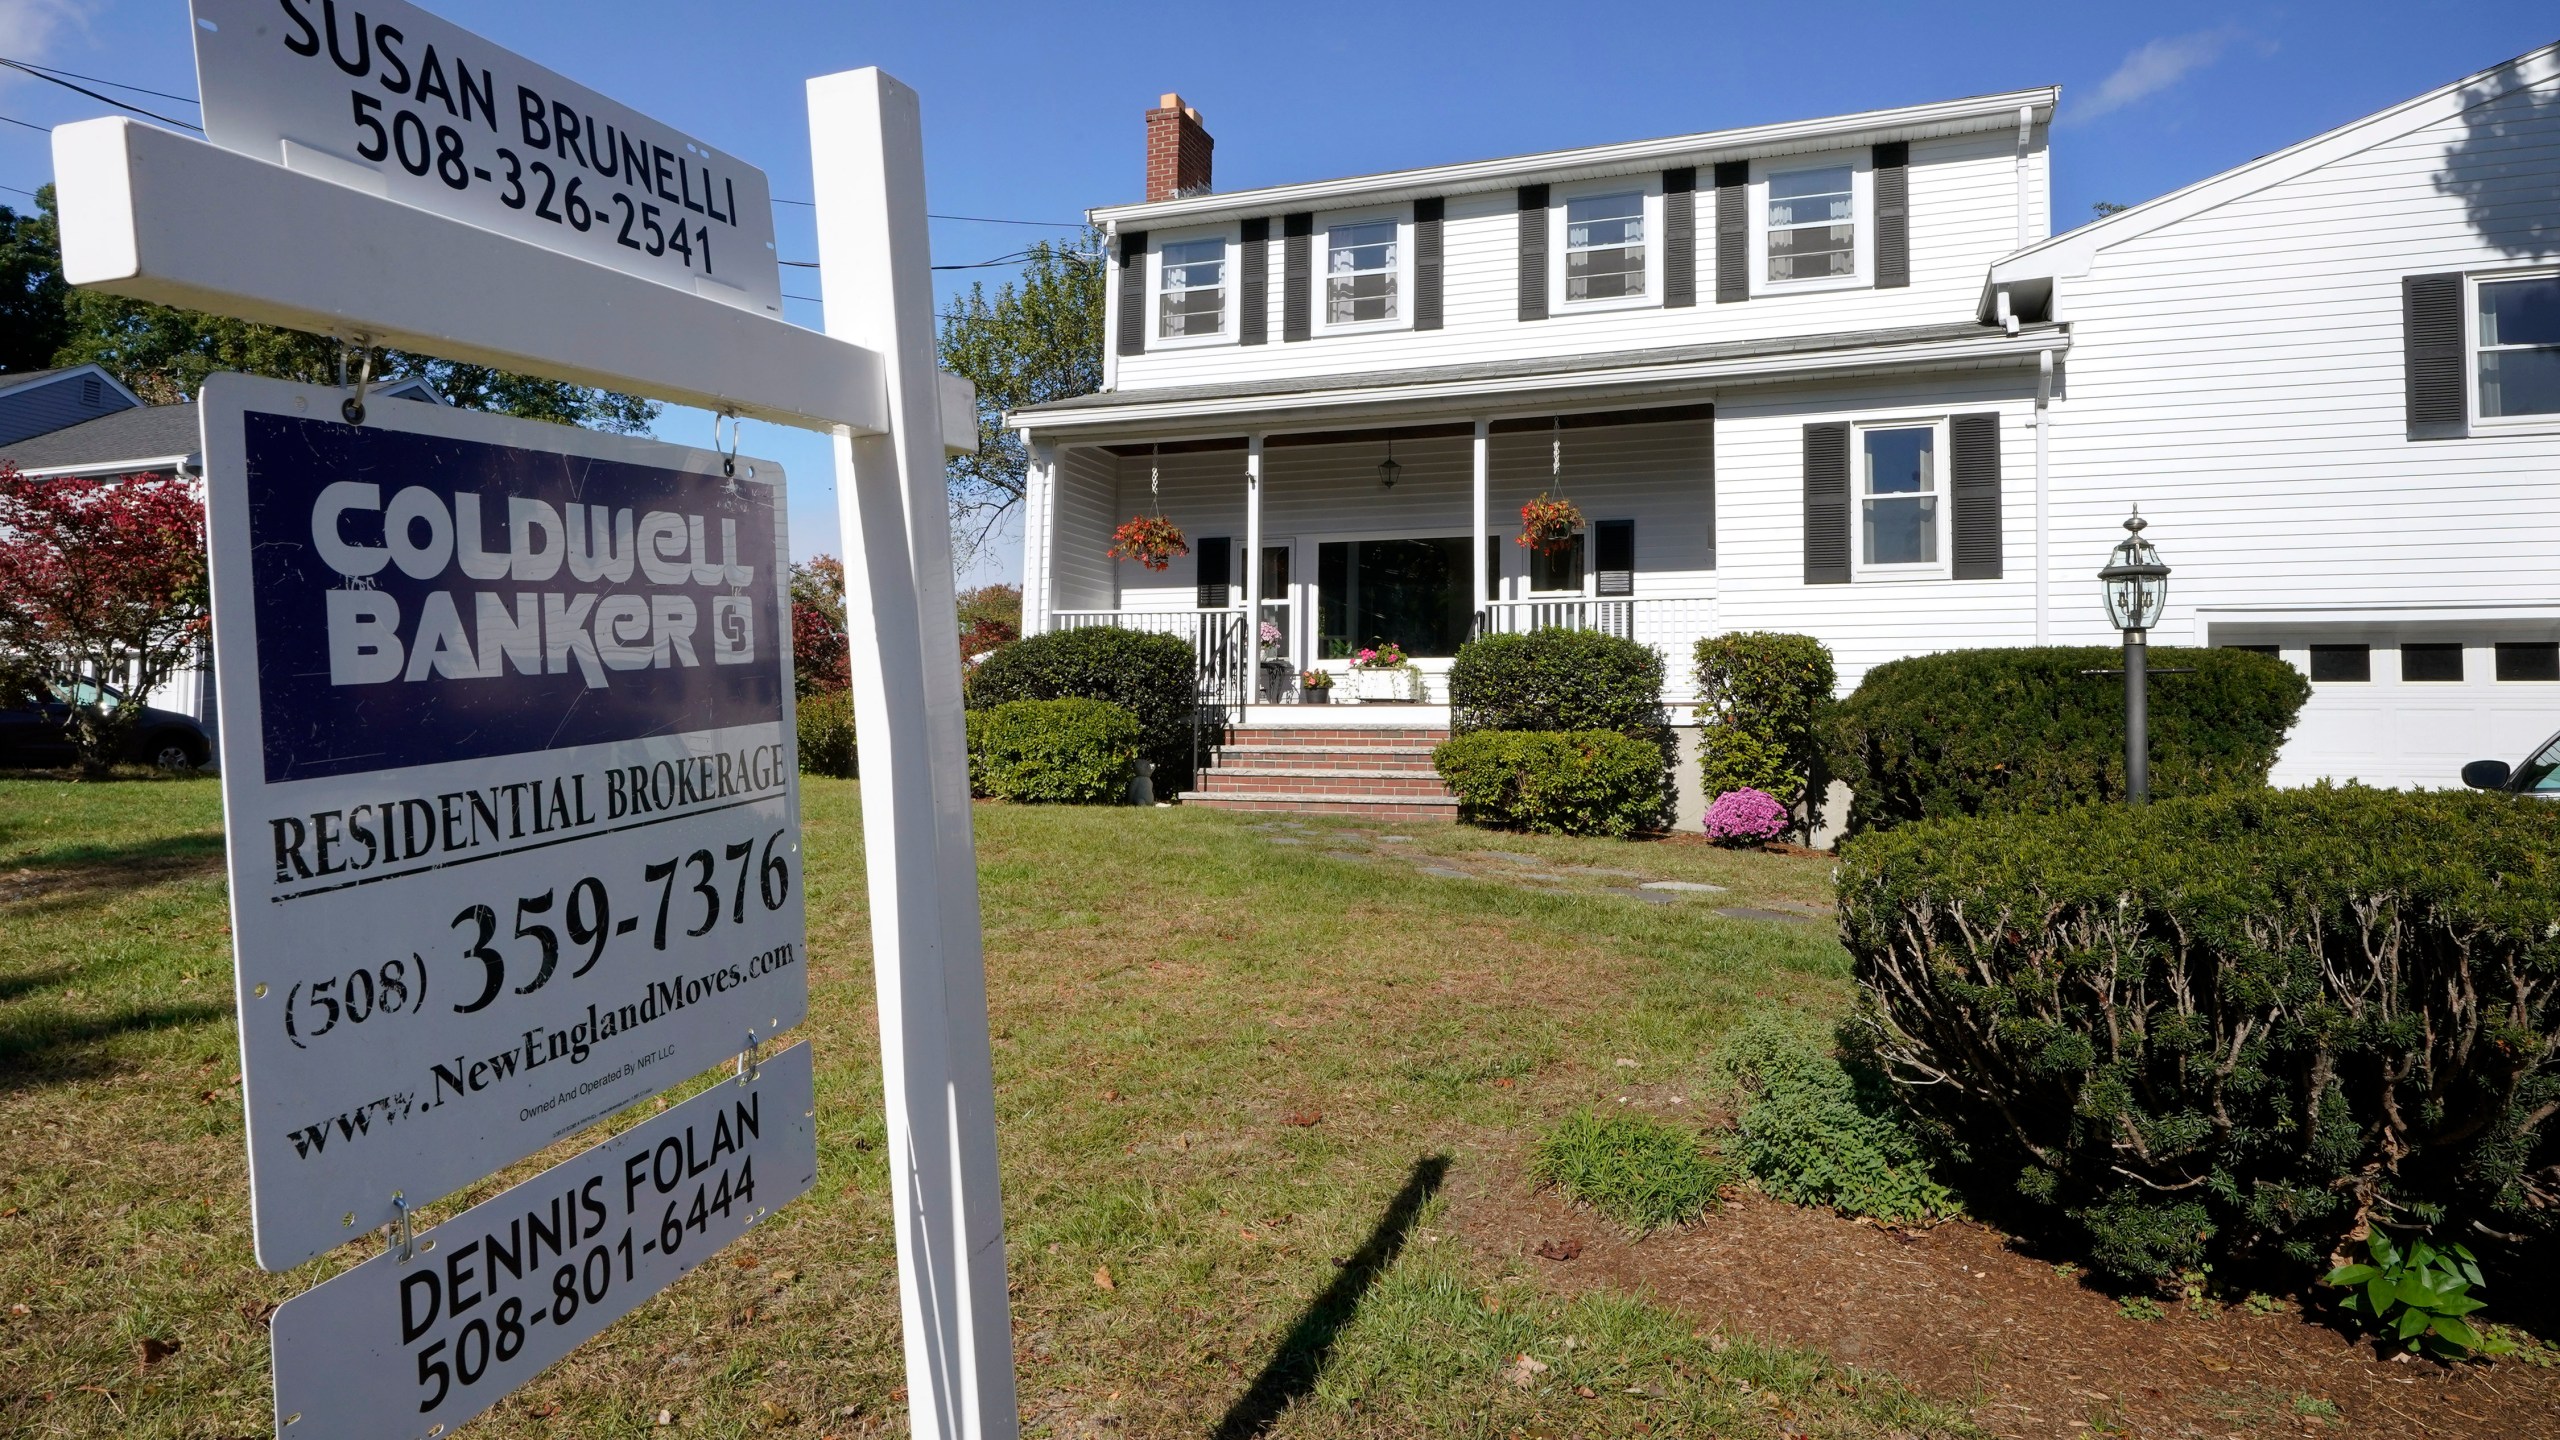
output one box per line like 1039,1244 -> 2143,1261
1010,47 -> 2560,811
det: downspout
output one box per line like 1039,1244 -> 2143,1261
2034,349 -> 2053,645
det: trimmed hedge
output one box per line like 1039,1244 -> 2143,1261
1432,730 -> 1666,838
1837,786 -> 2560,1285
965,698 -> 1139,804
1694,632 -> 1835,833
1823,646 -> 2308,833
1448,630 -> 1675,828
796,689 -> 857,778
966,627 -> 1197,787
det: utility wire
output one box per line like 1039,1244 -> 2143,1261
0,59 -> 203,130
3,180 -> 41,197
771,196 -> 1082,227
1,58 -> 200,107
1,113 -> 50,134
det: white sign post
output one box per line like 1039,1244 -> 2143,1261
53,14 -> 1019,1436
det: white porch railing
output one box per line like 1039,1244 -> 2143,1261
1047,611 -> 1254,772
1473,596 -> 1718,701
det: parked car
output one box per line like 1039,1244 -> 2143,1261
0,679 -> 212,771
2462,730 -> 2560,797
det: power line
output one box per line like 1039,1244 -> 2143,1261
771,196 -> 1083,228
1,58 -> 200,107
0,59 -> 202,131
1,113 -> 50,134
3,180 -> 40,197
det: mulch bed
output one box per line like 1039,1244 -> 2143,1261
1446,1154 -> 2560,1439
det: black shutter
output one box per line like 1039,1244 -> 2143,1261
1196,537 -> 1232,609
1282,213 -> 1313,343
1413,197 -> 1445,331
1240,218 -> 1269,346
2404,272 -> 2466,440
1713,161 -> 1748,303
1949,412 -> 2003,579
1873,142 -> 1909,289
1518,184 -> 1550,322
1803,423 -> 1850,584
1115,230 -> 1147,356
1662,168 -> 1697,308
1594,519 -> 1635,597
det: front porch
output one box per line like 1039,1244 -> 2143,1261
1024,404 -> 1722,720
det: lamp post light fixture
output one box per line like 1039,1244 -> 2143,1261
1377,438 -> 1402,490
2097,507 -> 2172,803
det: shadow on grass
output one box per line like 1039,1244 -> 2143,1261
1213,1154 -> 1449,1440
0,1001 -> 230,1090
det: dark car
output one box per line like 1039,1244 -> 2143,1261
0,679 -> 213,771
2462,730 -> 2560,798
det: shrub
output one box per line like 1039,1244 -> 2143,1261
1716,1016 -> 1958,1225
966,698 -> 1139,804
796,689 -> 857,778
1694,632 -> 1835,832
1433,730 -> 1666,838
1821,646 -> 2308,834
967,627 -> 1197,787
1837,786 -> 2560,1286
1448,630 -> 1674,827
1532,1109 -> 1737,1232
1701,788 -> 1788,847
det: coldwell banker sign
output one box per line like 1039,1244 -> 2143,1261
203,373 -> 808,1272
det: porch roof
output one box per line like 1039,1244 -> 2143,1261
1009,321 -> 2066,436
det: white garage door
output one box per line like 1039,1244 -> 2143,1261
2244,639 -> 2560,790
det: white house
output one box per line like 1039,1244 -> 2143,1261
1010,48 -> 2560,818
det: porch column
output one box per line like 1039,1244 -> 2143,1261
1471,418 -> 1491,612
1024,439 -> 1056,634
1244,433 -> 1264,621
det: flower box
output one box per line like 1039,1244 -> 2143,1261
1346,667 -> 1420,703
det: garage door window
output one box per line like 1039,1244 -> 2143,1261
2401,643 -> 2463,682
2496,642 -> 2560,682
2309,645 -> 2370,682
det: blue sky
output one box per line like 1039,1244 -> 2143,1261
4,2 -> 2552,583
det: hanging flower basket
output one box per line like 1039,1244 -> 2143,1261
1107,515 -> 1189,571
1517,493 -> 1585,556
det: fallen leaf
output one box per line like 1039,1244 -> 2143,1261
1092,1265 -> 1115,1291
1614,1058 -> 1639,1068
656,1408 -> 675,1426
137,1337 -> 180,1369
1493,1077 -> 1514,1088
1576,1385 -> 1599,1399
1535,1238 -> 1584,1262
733,1252 -> 760,1269
1505,1353 -> 1549,1389
760,1398 -> 798,1425
1101,1089 -> 1121,1102
1283,1110 -> 1322,1127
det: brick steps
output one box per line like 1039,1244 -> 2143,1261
1182,725 -> 1458,820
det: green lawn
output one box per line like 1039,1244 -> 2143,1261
0,776 -> 1969,1438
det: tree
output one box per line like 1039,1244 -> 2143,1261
936,231 -> 1103,568
8,185 -> 655,431
790,556 -> 849,696
955,583 -> 1021,659
0,462 -> 208,777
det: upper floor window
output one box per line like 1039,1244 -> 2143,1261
1158,238 -> 1226,339
2478,273 -> 2560,419
1326,220 -> 1398,324
1768,165 -> 1855,283
1565,192 -> 1645,302
1860,423 -> 1938,567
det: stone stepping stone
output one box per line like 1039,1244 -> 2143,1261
1639,880 -> 1728,894
1606,887 -> 1678,906
1323,850 -> 1371,863
1374,836 -> 1417,845
1416,865 -> 1472,879
1267,837 -> 1308,846
1480,851 -> 1547,866
1716,905 -> 1818,924
1562,865 -> 1644,878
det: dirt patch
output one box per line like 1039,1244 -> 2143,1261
0,853 -> 226,910
1447,1152 -> 2560,1439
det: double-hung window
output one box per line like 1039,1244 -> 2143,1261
1565,192 -> 1645,302
1325,220 -> 1398,324
1860,424 -> 1938,567
1767,165 -> 1855,283
1158,237 -> 1226,339
2477,273 -> 2560,419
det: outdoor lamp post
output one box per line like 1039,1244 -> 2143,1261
2097,508 -> 2172,803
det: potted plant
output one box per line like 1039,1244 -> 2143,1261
1345,642 -> 1421,702
1107,515 -> 1189,571
1299,668 -> 1334,703
1256,620 -> 1291,702
1517,492 -> 1585,556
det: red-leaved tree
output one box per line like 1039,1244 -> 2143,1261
0,462 -> 209,776
788,555 -> 850,697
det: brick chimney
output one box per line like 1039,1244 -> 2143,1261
1145,93 -> 1213,201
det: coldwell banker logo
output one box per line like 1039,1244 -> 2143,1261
243,411 -> 783,783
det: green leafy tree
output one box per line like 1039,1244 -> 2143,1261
11,185 -> 653,430
937,231 -> 1103,567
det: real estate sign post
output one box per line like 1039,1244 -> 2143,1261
52,4 -> 1017,1434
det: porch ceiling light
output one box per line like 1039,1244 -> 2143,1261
2098,508 -> 2170,633
1378,438 -> 1401,490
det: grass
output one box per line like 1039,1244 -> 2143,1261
0,776 -> 1974,1438
1531,1109 -> 1737,1232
